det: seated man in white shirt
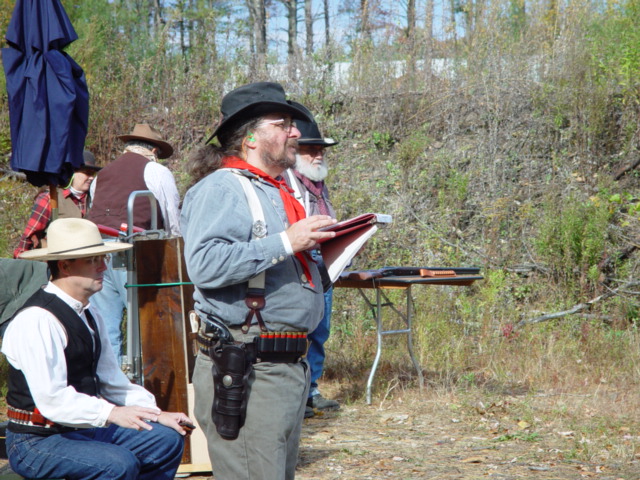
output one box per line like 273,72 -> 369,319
3,218 -> 192,480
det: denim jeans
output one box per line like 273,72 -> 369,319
6,423 -> 184,480
90,247 -> 128,360
307,287 -> 333,397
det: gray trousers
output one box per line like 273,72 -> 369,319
193,348 -> 309,480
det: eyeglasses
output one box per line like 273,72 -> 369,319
258,118 -> 297,133
83,254 -> 109,266
299,145 -> 325,157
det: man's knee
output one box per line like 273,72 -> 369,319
149,424 -> 185,459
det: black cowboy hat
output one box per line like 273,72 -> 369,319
78,150 -> 102,172
289,101 -> 338,147
206,82 -> 312,143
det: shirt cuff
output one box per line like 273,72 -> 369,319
98,402 -> 116,428
280,232 -> 293,255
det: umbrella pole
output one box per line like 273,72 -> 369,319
50,184 -> 59,221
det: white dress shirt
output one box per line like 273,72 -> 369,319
2,282 -> 158,428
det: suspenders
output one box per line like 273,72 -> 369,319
226,169 -> 268,333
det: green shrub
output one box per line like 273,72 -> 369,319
534,194 -> 612,290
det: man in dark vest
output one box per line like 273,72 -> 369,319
87,124 -> 180,358
4,218 -> 191,480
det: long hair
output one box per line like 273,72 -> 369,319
185,118 -> 262,188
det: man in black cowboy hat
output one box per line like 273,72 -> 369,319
181,82 -> 337,480
13,150 -> 101,258
86,124 -> 181,359
284,102 -> 341,418
4,218 -> 191,480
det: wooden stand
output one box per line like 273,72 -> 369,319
133,237 -> 211,473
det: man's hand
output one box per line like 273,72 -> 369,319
286,215 -> 337,253
157,411 -> 195,436
108,407 -> 195,436
107,405 -> 160,431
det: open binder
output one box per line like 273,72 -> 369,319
319,213 -> 392,282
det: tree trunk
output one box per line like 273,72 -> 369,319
151,0 -> 163,37
425,0 -> 434,76
449,0 -> 458,47
286,0 -> 298,80
406,0 -> 416,85
305,0 -> 313,56
360,0 -> 371,42
246,0 -> 256,55
247,0 -> 267,76
322,0 -> 332,90
324,0 -> 330,52
177,0 -> 187,63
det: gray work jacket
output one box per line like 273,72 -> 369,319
181,168 -> 324,333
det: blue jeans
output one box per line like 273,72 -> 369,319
91,250 -> 128,360
6,423 -> 184,480
308,287 -> 333,397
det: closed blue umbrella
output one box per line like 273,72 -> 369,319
2,0 -> 89,188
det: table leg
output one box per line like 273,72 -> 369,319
360,286 -> 424,404
366,288 -> 384,405
405,286 -> 425,390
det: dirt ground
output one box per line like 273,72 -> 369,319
293,381 -> 640,480
1,383 -> 639,480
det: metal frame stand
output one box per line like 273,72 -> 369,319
122,190 -> 164,385
356,285 -> 425,404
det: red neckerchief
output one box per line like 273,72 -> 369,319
222,156 -> 315,288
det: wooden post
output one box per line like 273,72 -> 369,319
50,184 -> 58,221
134,237 -> 197,463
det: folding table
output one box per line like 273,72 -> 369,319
334,268 -> 483,404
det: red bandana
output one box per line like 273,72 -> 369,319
222,156 -> 315,287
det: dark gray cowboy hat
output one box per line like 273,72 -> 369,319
206,82 -> 313,144
78,150 -> 101,172
117,124 -> 174,159
289,101 -> 338,147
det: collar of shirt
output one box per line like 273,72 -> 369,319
44,282 -> 90,317
124,145 -> 157,162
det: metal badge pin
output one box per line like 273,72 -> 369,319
252,220 -> 267,238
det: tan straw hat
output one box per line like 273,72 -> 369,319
117,124 -> 174,159
19,218 -> 133,261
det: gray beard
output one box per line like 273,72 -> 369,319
295,156 -> 328,182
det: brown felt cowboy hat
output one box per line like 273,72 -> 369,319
19,218 -> 132,261
206,82 -> 313,144
117,124 -> 174,159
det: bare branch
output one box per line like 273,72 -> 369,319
613,153 -> 640,181
515,280 -> 640,329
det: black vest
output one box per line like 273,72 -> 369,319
6,289 -> 101,435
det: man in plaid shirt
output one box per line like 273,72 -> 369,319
13,152 -> 100,259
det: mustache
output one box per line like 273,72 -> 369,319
287,139 -> 298,148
